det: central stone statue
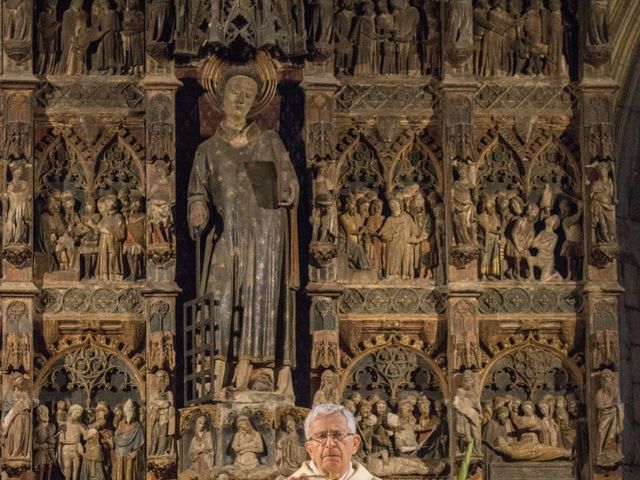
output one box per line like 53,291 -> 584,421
188,72 -> 299,398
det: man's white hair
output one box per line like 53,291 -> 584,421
303,403 -> 357,440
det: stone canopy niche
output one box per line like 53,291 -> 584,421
0,1 -> 624,480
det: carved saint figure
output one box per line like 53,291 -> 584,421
4,0 -> 32,42
93,194 -> 126,281
276,416 -> 305,471
34,405 -> 57,480
92,0 -> 124,74
188,74 -> 299,394
339,194 -> 369,269
587,0 -> 609,47
309,0 -> 334,47
78,196 -> 101,279
80,404 -> 110,480
447,0 -> 473,50
187,415 -> 214,473
409,194 -> 433,279
392,0 -> 420,75
595,369 -> 624,467
58,404 -> 90,480
589,162 -> 617,244
505,200 -> 538,279
2,160 -> 30,244
148,160 -> 175,248
148,0 -> 174,43
453,370 -> 481,455
558,198 -> 583,280
478,193 -> 502,279
113,399 -> 145,480
2,333 -> 30,371
350,0 -> 382,76
313,369 -> 340,405
36,1 -> 60,75
121,0 -> 145,74
123,192 -> 145,280
379,198 -> 424,279
148,370 -> 176,456
231,415 -> 264,469
451,163 -> 477,245
1,375 -> 32,459
546,0 -> 567,76
59,0 -> 93,75
334,0 -> 356,73
526,214 -> 562,282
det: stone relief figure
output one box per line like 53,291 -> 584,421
148,160 -> 175,249
34,405 -> 57,480
478,193 -> 502,280
350,0 -> 383,76
1,374 -> 32,460
505,200 -> 538,280
364,199 -> 385,271
587,0 -> 609,47
92,194 -> 126,281
453,370 -> 481,455
61,190 -> 81,268
592,330 -> 620,370
409,194 -> 434,279
80,405 -> 110,480
113,399 -> 145,480
526,214 -> 562,282
451,163 -> 477,246
148,370 -> 176,456
392,0 -> 420,75
309,0 -> 334,50
78,196 -> 101,280
2,160 -> 30,244
58,404 -> 91,480
3,0 -> 32,42
595,369 -> 624,467
148,0 -> 175,43
123,192 -> 145,280
558,198 -> 583,280
446,0 -> 474,52
188,73 -> 299,395
339,194 -> 370,270
313,369 -> 340,405
546,0 -> 567,76
376,0 -> 395,75
188,415 -> 215,473
472,0 -> 490,76
121,0 -> 145,75
230,415 -> 264,469
276,415 -> 305,471
420,2 -> 441,76
58,0 -> 93,75
2,333 -> 30,372
492,400 -> 571,461
311,194 -> 339,244
589,162 -> 617,245
522,0 -> 548,75
36,1 -> 60,75
92,0 -> 124,74
379,198 -> 425,279
334,0 -> 356,73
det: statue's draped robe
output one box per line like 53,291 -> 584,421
188,122 -> 298,368
113,420 -> 145,480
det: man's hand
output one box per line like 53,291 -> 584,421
189,201 -> 209,231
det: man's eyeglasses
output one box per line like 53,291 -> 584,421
307,431 -> 354,444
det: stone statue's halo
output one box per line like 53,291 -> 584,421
200,52 -> 278,117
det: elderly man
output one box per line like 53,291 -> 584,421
288,403 -> 380,480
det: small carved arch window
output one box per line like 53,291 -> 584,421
337,139 -> 384,193
481,344 -> 581,403
390,135 -> 442,198
477,141 -> 525,197
94,136 -> 144,195
37,344 -> 142,409
527,142 -> 580,202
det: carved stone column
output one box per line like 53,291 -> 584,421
140,66 -> 181,479
580,4 -> 623,477
0,1 -> 37,477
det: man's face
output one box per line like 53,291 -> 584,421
223,76 -> 258,120
305,413 -> 360,478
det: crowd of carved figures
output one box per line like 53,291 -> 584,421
313,182 -> 444,281
471,0 -> 578,78
33,0 -> 175,76
37,188 -> 147,281
321,0 -> 441,76
29,398 -> 146,480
